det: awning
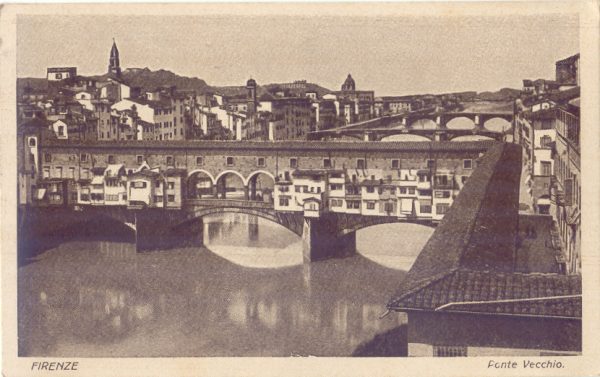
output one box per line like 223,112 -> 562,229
35,188 -> 46,200
91,176 -> 104,185
400,198 -> 413,213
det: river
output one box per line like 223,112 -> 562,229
18,213 -> 433,357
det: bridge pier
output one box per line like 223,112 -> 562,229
248,214 -> 259,241
302,216 -> 356,262
433,132 -> 449,142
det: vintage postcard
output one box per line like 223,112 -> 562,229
1,2 -> 599,376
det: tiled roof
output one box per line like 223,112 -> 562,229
387,142 -> 582,319
387,143 -> 533,314
388,269 -> 581,318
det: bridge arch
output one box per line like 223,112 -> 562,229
409,118 -> 438,130
215,169 -> 246,185
483,117 -> 512,133
339,219 -> 437,236
188,169 -> 217,199
380,134 -> 433,142
215,170 -> 246,199
450,135 -> 496,142
355,222 -> 436,270
178,206 -> 303,236
246,170 -> 276,203
187,169 -> 216,184
245,170 -> 276,186
445,116 -> 477,130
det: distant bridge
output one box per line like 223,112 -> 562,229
309,110 -> 514,141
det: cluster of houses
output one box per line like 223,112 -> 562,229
30,154 -> 466,226
33,161 -> 188,210
273,166 -> 461,222
20,40 -> 469,145
514,52 -> 580,274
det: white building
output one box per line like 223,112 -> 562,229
51,120 -> 68,139
103,164 -> 128,206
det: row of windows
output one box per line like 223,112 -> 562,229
294,185 -> 322,194
153,195 -> 177,202
42,153 -> 473,172
105,194 -> 126,201
278,197 -> 449,214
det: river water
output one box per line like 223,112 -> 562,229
18,213 -> 433,357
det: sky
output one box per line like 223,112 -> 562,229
17,14 -> 579,96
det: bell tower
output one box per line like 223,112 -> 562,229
246,78 -> 258,114
108,38 -> 122,77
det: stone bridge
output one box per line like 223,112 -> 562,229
19,197 -> 439,263
308,110 -> 514,141
22,138 -> 509,263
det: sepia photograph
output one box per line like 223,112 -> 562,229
2,2 -> 599,376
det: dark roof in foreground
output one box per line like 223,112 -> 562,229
387,142 -> 581,319
389,269 -> 581,319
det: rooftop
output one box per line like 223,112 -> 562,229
387,142 -> 582,319
388,269 -> 581,319
385,143 -> 581,319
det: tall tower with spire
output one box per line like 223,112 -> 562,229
108,39 -> 122,77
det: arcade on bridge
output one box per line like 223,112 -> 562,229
187,169 -> 275,203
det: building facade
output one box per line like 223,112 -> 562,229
47,67 -> 77,81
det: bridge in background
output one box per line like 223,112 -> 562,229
309,110 -> 514,141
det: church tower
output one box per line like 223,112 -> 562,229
246,78 -> 258,114
108,39 -> 122,77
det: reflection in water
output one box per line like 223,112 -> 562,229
18,213 -> 429,357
